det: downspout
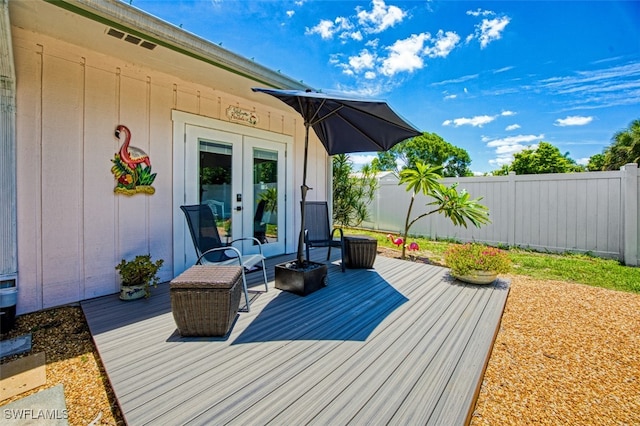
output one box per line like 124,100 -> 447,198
0,0 -> 18,287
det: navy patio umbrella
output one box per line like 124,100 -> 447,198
252,88 -> 422,266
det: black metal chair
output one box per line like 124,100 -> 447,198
180,204 -> 268,311
303,201 -> 345,272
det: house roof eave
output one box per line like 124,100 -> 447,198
46,0 -> 311,91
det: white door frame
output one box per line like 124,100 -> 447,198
172,110 -> 294,277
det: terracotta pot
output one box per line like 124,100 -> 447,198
453,270 -> 497,285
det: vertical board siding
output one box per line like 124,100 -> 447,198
83,65 -> 119,299
40,53 -> 83,308
365,171 -> 636,262
147,82 -> 175,277
117,75 -> 149,262
12,26 -> 309,313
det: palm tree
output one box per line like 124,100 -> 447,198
603,119 -> 640,170
398,162 -> 490,259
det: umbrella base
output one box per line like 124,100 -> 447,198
274,261 -> 328,296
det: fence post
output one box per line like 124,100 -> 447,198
507,172 -> 517,247
622,163 -> 638,266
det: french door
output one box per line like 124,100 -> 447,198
185,125 -> 286,261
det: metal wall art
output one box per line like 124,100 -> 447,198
111,125 -> 157,195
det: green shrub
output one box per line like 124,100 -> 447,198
115,254 -> 164,297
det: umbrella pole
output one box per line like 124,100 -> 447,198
297,123 -> 310,266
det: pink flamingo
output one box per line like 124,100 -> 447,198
387,234 -> 404,248
408,242 -> 420,252
115,125 -> 150,170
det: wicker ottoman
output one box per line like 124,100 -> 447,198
170,265 -> 243,337
344,236 -> 377,269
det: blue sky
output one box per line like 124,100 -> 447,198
129,0 -> 640,173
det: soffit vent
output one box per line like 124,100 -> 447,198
106,27 -> 157,50
124,34 -> 141,45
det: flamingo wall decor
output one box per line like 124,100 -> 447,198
110,125 -> 157,195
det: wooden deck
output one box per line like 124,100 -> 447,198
81,249 -> 510,426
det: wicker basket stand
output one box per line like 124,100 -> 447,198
170,265 -> 243,337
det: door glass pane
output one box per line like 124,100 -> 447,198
199,141 -> 232,244
253,148 -> 278,245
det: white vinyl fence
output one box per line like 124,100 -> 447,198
361,164 -> 639,266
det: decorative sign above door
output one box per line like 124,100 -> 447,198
226,105 -> 258,125
111,125 -> 157,195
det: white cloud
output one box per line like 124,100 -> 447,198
306,19 -> 336,39
431,74 -> 479,86
475,16 -> 510,48
443,115 -> 496,127
466,9 -> 495,18
424,30 -> 460,58
537,61 -> 640,109
380,33 -> 429,76
305,16 -> 353,39
494,66 -> 514,73
357,0 -> 406,34
554,115 -> 594,126
286,10 -> 295,18
444,93 -> 457,100
366,39 -> 379,48
348,49 -> 377,72
349,153 -> 378,166
485,134 -> 544,147
444,111 -> 517,128
364,71 -> 377,79
488,157 -> 511,167
495,143 -> 533,155
505,124 -> 521,131
485,134 -> 543,167
348,31 -> 363,41
576,157 -> 590,166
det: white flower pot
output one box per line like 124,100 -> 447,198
119,284 -> 147,300
453,270 -> 497,285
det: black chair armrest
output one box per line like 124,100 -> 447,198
230,237 -> 265,257
330,227 -> 344,241
197,246 -> 243,265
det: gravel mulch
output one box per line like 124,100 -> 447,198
0,307 -> 124,425
1,249 -> 638,425
471,275 -> 640,425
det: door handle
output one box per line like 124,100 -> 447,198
235,206 -> 242,211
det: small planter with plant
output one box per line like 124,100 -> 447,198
116,254 -> 164,300
444,243 -> 510,284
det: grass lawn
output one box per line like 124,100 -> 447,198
345,228 -> 640,294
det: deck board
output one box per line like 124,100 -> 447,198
81,249 -> 509,425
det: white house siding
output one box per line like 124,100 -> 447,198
11,25 -> 327,313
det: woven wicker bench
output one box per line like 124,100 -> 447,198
170,265 -> 242,337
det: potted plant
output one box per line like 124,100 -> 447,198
444,243 -> 510,284
115,254 -> 164,300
